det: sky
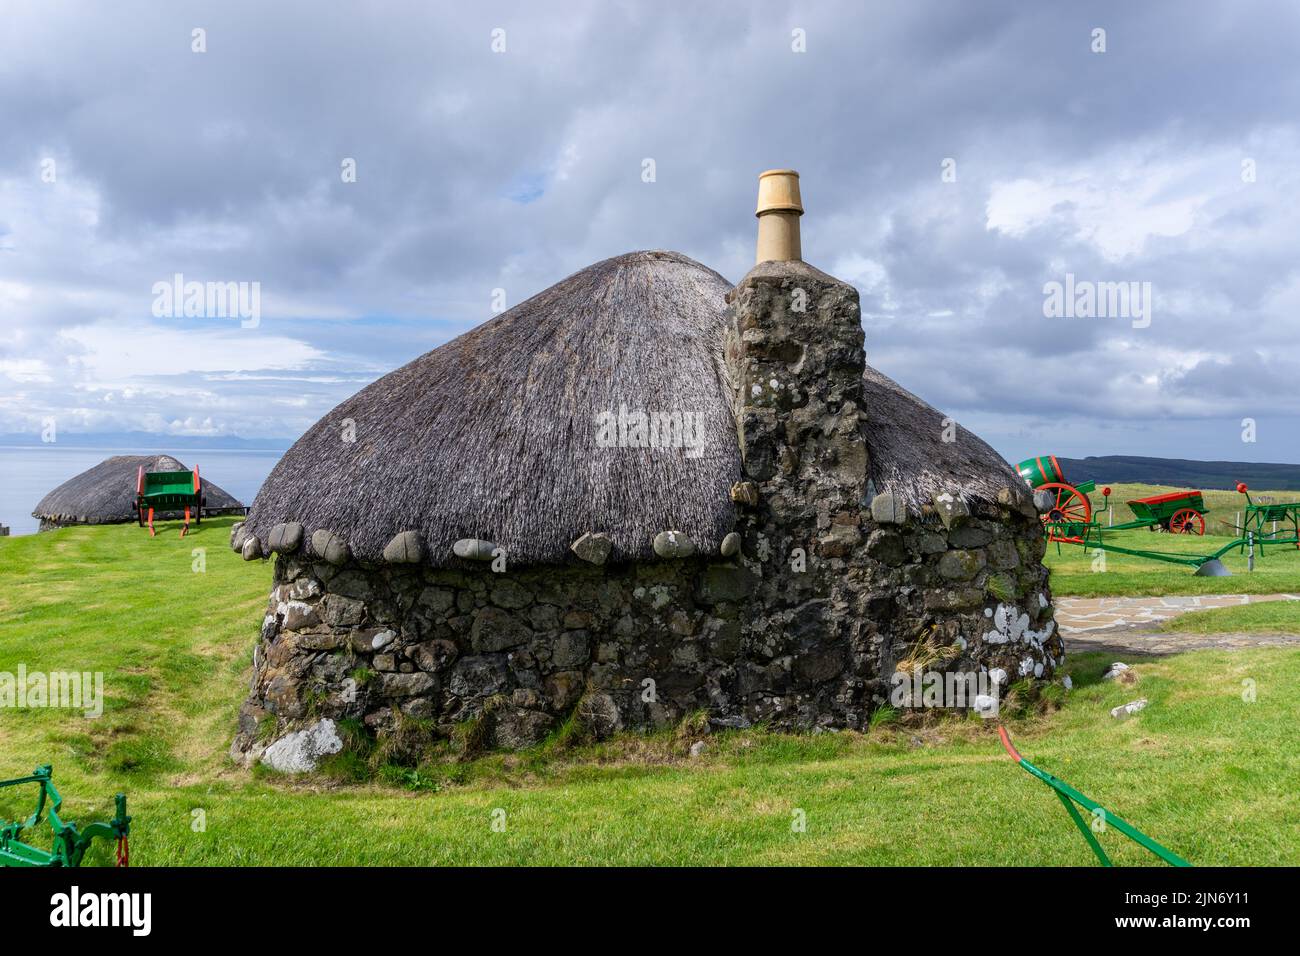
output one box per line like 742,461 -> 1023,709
2,0 -> 1299,464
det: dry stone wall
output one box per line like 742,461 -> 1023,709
232,502 -> 1057,765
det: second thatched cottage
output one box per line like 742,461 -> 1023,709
231,170 -> 1060,767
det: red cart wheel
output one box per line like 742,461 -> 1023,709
1038,482 -> 1092,542
1169,508 -> 1205,535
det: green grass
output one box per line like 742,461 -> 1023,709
1158,599 -> 1300,635
1,517 -> 1298,865
1044,528 -> 1300,597
1044,483 -> 1300,597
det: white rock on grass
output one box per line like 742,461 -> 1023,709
261,718 -> 343,773
1110,698 -> 1148,720
1102,662 -> 1130,681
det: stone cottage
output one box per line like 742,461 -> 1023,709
231,170 -> 1060,766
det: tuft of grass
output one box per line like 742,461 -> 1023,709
377,764 -> 442,792
986,572 -> 1017,603
450,697 -> 503,761
541,708 -> 586,753
674,709 -> 711,742
316,749 -> 372,784
375,710 -> 440,767
867,704 -> 898,731
254,714 -> 279,744
894,628 -> 962,673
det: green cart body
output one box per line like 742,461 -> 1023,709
1124,490 -> 1207,534
1,766 -> 130,867
136,465 -> 202,536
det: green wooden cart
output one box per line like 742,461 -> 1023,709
136,464 -> 202,537
1123,489 -> 1208,534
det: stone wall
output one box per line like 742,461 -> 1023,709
232,507 -> 1057,766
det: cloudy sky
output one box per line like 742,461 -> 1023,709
2,0 -> 1299,463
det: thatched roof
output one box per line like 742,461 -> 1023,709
244,249 -> 1030,567
860,365 -> 1032,514
32,454 -> 245,527
243,251 -> 743,566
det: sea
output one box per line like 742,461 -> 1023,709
0,445 -> 285,536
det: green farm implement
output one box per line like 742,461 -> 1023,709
1080,523 -> 1237,576
1016,456 -> 1210,542
136,464 -> 203,537
1,766 -> 130,867
1236,483 -> 1300,555
1017,454 -> 1230,574
999,726 -> 1190,867
1016,455 -> 1098,543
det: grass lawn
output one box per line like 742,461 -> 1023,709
2,516 -> 1297,865
1044,529 -> 1300,597
1159,600 -> 1300,634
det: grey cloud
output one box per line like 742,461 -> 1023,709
0,0 -> 1298,464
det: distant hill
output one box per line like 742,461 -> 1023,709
1055,455 -> 1300,491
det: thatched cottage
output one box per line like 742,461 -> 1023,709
232,171 -> 1059,766
34,454 -> 244,531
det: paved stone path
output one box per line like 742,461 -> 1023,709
1055,593 -> 1300,656
1068,628 -> 1300,656
1055,593 -> 1300,633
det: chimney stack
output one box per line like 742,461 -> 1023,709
754,169 -> 803,264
